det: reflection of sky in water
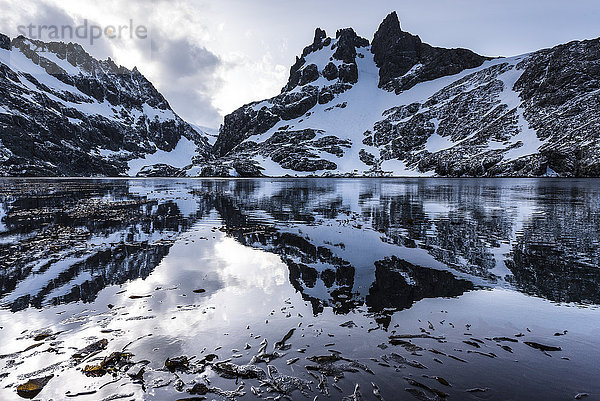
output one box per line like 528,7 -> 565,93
0,178 -> 600,400
2,220 -> 599,400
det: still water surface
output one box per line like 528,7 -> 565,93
0,178 -> 599,400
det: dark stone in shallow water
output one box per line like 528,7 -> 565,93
165,356 -> 190,372
212,362 -> 267,380
16,375 -> 53,399
524,342 -> 562,352
189,382 -> 209,395
72,339 -> 108,361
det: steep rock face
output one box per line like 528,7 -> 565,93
368,61 -> 524,176
513,39 -> 600,176
0,35 -> 211,176
371,12 -> 489,93
0,34 -> 9,51
367,38 -> 600,177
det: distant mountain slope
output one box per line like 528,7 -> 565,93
0,34 -> 212,176
205,12 -> 600,177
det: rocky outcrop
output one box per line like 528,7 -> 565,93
0,34 -> 9,50
332,28 -> 369,63
513,39 -> 600,176
136,164 -> 187,177
371,11 -> 489,93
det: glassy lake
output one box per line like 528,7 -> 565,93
0,178 -> 599,401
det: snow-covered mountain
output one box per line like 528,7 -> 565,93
0,33 -> 212,176
204,12 -> 600,177
1,12 -> 600,177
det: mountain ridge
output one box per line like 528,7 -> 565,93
1,12 -> 600,177
205,12 -> 600,177
0,32 -> 212,176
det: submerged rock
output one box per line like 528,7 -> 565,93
165,356 -> 190,372
306,353 -> 373,379
342,383 -> 363,401
16,375 -> 53,399
404,377 -> 448,398
262,365 -> 312,396
33,333 -> 53,341
274,328 -> 295,350
382,353 -> 427,369
524,342 -> 562,352
212,362 -> 267,380
372,382 -> 385,400
406,387 -> 444,401
72,339 -> 108,361
128,294 -> 152,299
188,382 -> 209,395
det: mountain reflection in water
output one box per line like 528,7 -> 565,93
1,178 -> 599,314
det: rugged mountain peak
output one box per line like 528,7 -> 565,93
301,27 -> 331,58
214,24 -> 371,161
377,11 -> 401,35
0,33 -> 10,50
280,28 -> 334,93
313,28 -> 327,46
281,27 -> 370,93
371,12 -> 487,93
332,28 -> 369,63
371,12 -> 423,81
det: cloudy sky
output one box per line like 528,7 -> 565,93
1,0 -> 599,128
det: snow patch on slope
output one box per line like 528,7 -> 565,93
425,133 -> 455,153
128,137 -> 197,176
142,103 -> 176,122
380,159 -> 435,177
37,51 -> 82,75
191,124 -> 219,146
495,62 -> 546,161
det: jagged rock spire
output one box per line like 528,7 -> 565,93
371,11 -> 486,92
313,28 -> 327,46
332,28 -> 369,64
378,11 -> 402,35
371,12 -> 423,83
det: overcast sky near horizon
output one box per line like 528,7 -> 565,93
1,0 -> 599,128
